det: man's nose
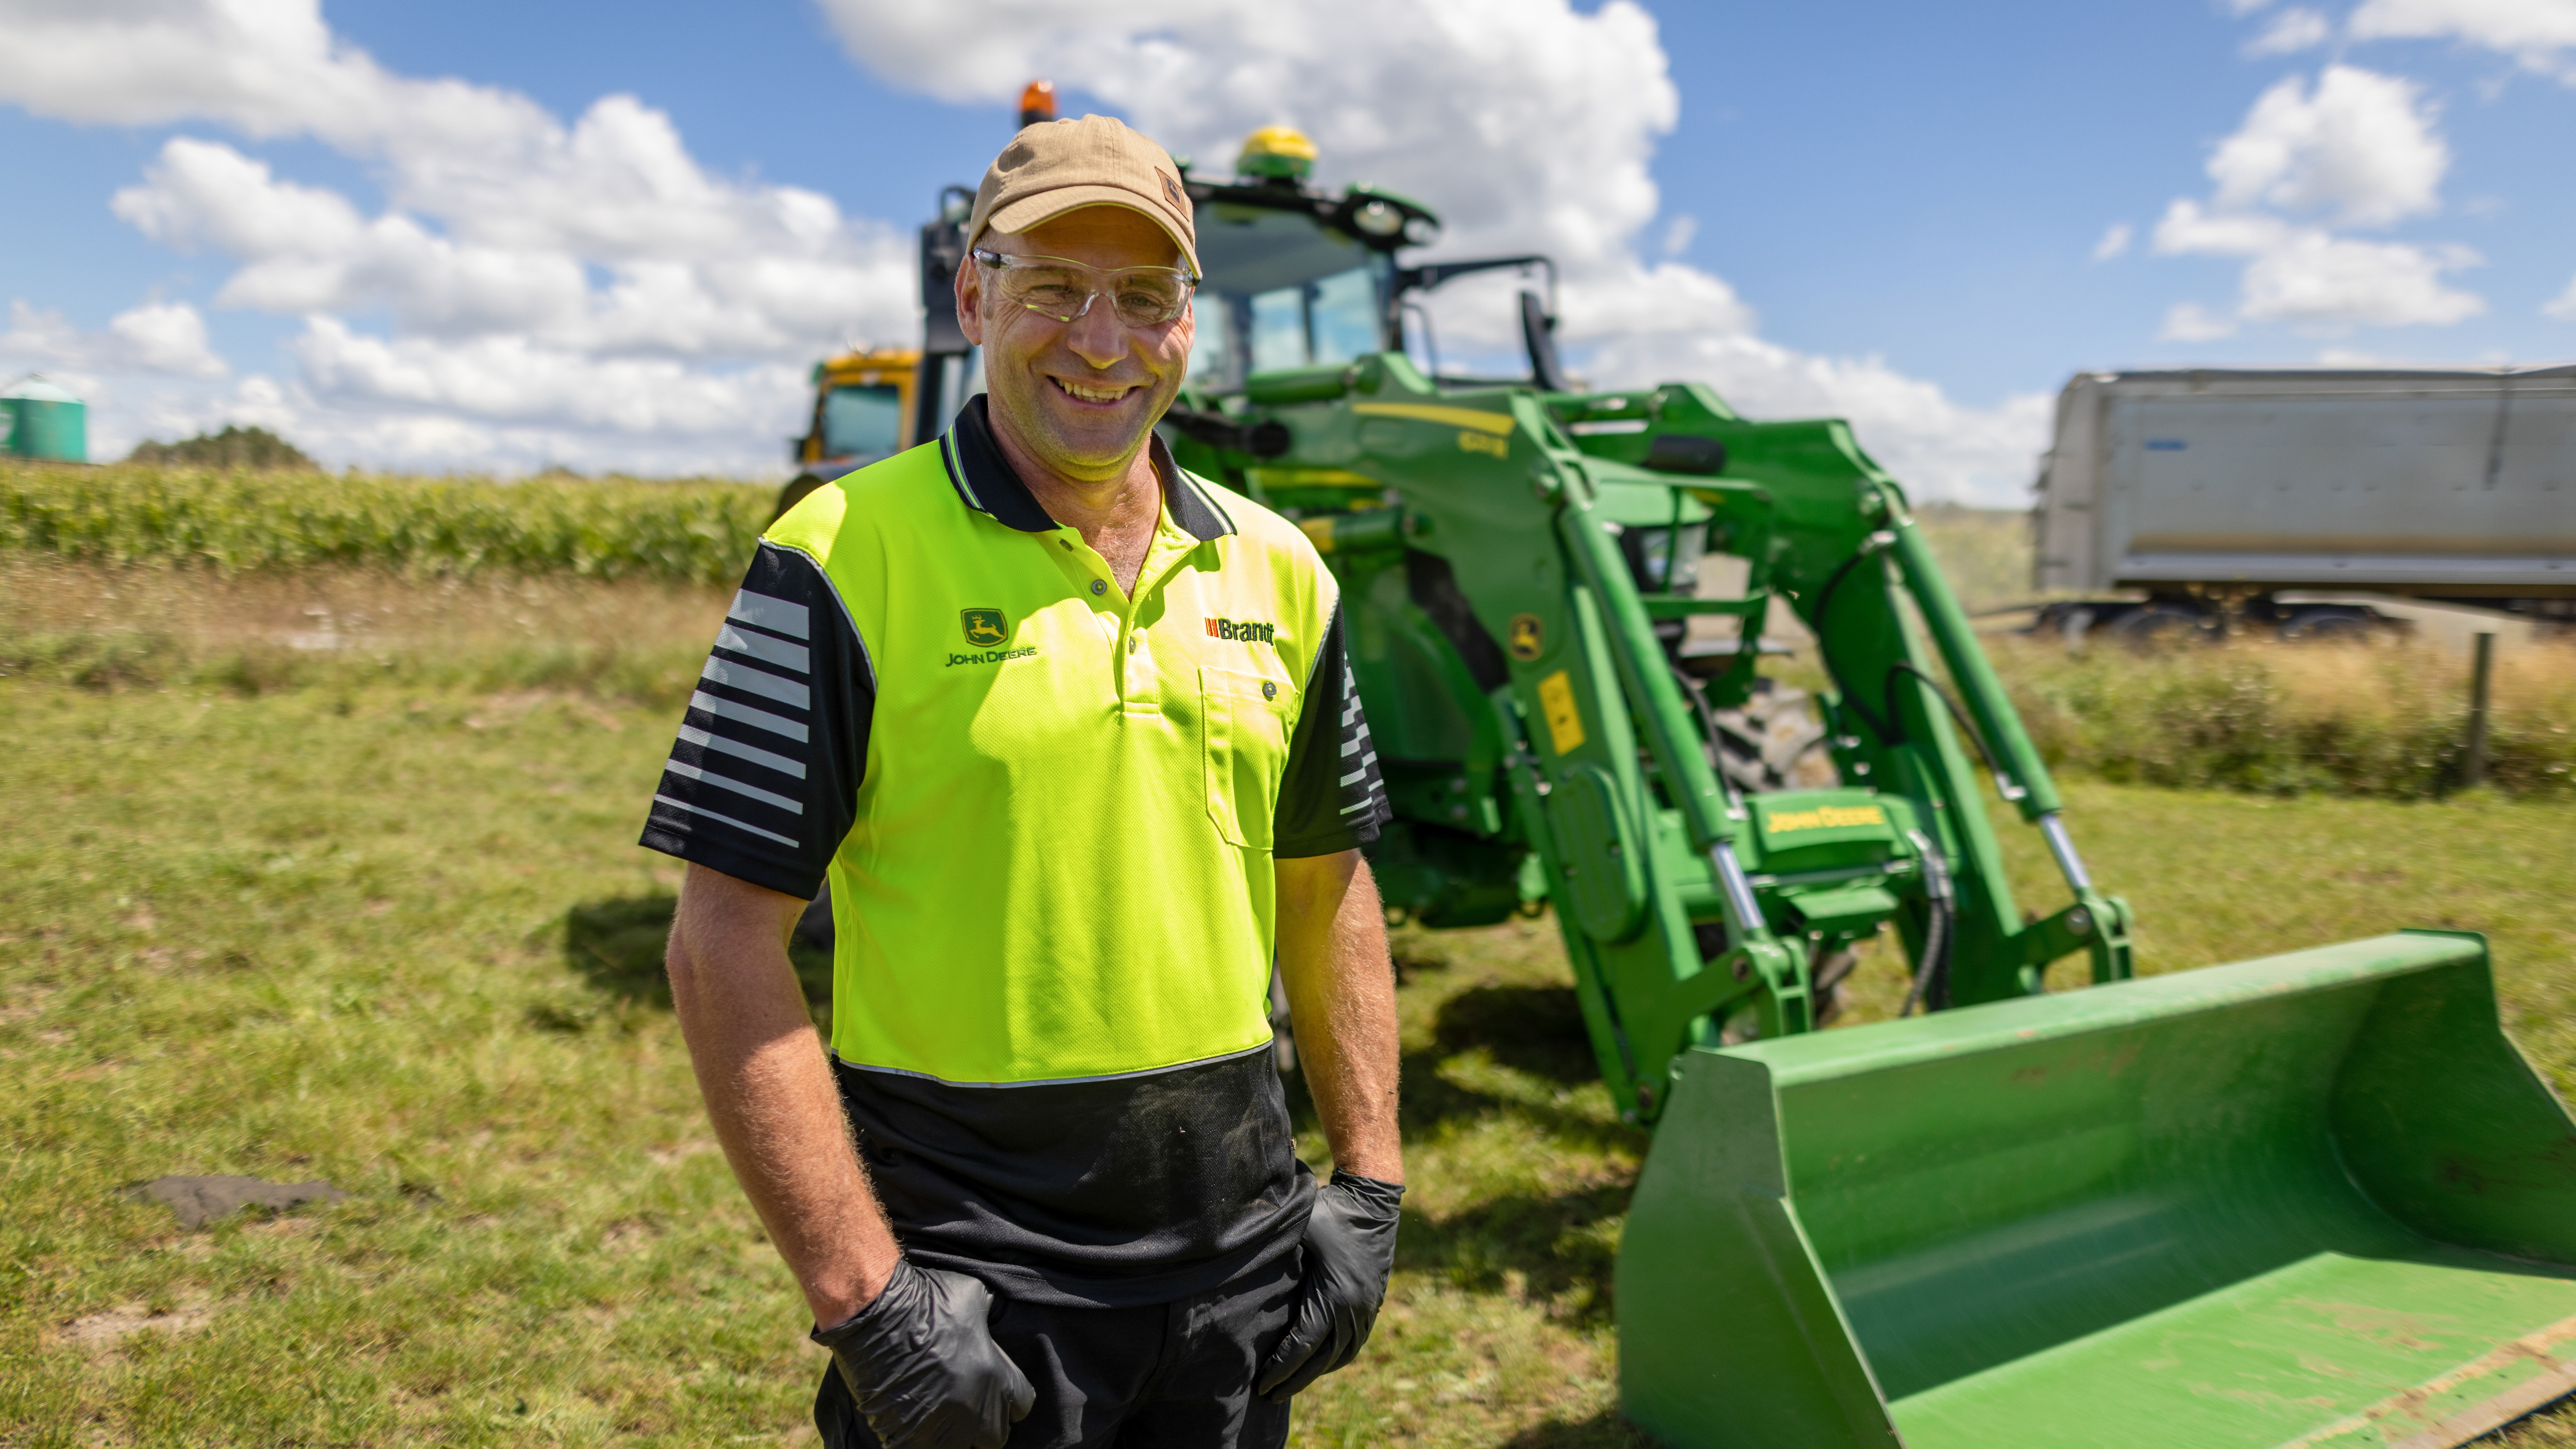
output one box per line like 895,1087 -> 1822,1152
1063,294 -> 1130,369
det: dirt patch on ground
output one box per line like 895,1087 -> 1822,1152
127,1174 -> 348,1229
51,1301 -> 213,1351
645,1139 -> 716,1167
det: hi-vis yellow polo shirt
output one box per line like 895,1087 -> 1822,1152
640,397 -> 1388,1306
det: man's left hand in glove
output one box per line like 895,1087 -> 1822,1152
1254,1171 -> 1404,1403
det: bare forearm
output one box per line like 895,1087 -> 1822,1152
1276,854 -> 1403,1183
667,864 -> 901,1325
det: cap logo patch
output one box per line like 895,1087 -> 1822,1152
1159,170 -> 1185,209
961,608 -> 1010,648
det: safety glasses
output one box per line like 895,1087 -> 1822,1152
971,249 -> 1199,329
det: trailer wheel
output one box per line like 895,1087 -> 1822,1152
2109,605 -> 2210,651
2280,607 -> 2377,643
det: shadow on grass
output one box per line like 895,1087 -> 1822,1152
1432,984 -> 1598,1084
1395,1179 -> 1634,1322
1278,980 -> 1646,1325
1499,1411 -> 1657,1447
560,894 -> 831,1014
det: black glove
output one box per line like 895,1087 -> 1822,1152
811,1260 -> 1035,1449
1256,1171 -> 1404,1403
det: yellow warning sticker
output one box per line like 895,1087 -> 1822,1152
1350,400 -> 1516,434
1537,670 -> 1585,755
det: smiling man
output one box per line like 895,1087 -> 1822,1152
642,115 -> 1404,1449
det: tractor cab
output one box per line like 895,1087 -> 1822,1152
905,122 -> 1575,439
1177,126 -> 1575,396
776,345 -> 920,521
1178,126 -> 1421,393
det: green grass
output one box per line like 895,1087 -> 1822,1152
1993,632 -> 2576,800
3,572 -> 2573,1446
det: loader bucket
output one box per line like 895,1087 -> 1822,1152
1618,931 -> 2576,1449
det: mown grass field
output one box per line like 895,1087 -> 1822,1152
4,555 -> 2574,1446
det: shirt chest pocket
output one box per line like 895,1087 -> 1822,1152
1200,664 -> 1298,850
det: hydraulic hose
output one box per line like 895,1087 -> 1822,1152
1880,660 -> 2027,805
1807,544 -> 1900,745
1899,829 -> 1955,1017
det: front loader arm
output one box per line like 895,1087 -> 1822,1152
1193,356 -> 2128,1121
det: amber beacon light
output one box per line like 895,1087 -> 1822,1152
1019,80 -> 1057,127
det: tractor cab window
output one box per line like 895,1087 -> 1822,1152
1240,266 -> 1381,376
1187,201 -> 1392,391
821,383 -> 904,461
1306,267 -> 1382,365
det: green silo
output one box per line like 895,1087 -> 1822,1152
3,375 -> 88,462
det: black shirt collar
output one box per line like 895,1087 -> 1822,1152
941,396 -> 1236,543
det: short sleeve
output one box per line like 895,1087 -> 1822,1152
638,541 -> 874,898
1272,602 -> 1389,858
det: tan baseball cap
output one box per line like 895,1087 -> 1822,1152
966,114 -> 1200,277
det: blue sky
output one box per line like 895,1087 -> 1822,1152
3,0 -> 2573,501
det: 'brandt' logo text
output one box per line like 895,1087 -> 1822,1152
1206,617 -> 1275,644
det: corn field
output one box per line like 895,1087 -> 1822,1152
0,462 -> 772,585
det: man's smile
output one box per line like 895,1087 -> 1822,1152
1049,376 -> 1140,406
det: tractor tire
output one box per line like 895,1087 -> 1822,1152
1717,947 -> 1858,1045
1710,679 -> 1837,794
1811,947 -> 1859,1027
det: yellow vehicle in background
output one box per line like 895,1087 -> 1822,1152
777,345 -> 920,520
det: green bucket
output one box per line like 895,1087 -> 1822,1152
1619,932 -> 2576,1448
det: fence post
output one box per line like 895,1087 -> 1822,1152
2463,631 -> 2496,790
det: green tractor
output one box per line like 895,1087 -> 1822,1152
903,120 -> 2576,1447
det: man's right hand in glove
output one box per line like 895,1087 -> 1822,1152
811,1260 -> 1035,1449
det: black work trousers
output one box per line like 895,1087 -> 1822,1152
815,1257 -> 1298,1448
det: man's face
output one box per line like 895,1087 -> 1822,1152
957,206 -> 1195,483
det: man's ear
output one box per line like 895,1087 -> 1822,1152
954,260 -> 984,347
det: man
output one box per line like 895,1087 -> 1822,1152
641,113 -> 1404,1449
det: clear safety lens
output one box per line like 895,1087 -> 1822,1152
973,249 -> 1197,328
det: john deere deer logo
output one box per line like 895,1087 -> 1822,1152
961,609 -> 1009,649
1507,613 -> 1545,661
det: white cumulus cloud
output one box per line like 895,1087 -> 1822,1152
815,0 -> 2046,504
2092,223 -> 2133,261
0,0 -> 916,474
2148,64 -> 2482,335
0,298 -> 230,380
2208,67 -> 2447,227
2350,0 -> 2576,81
3,0 -> 2050,496
2245,7 -> 2335,55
